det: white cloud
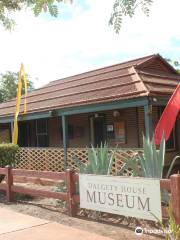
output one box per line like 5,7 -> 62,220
0,0 -> 180,88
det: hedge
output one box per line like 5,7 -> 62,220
0,143 -> 19,168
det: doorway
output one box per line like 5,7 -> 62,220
18,122 -> 30,147
90,115 -> 106,147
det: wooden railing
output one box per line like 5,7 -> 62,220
0,166 -> 179,224
160,175 -> 180,224
16,147 -> 143,175
0,167 -> 79,216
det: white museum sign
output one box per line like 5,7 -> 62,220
79,174 -> 162,221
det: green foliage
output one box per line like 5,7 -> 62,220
33,0 -> 59,17
165,156 -> 180,179
166,58 -> 180,74
109,0 -> 153,33
118,135 -> 179,205
0,0 -> 155,33
0,0 -> 19,30
74,143 -> 115,175
140,135 -> 165,178
117,152 -> 142,177
118,135 -> 165,178
151,202 -> 180,240
0,71 -> 34,102
0,143 -> 19,167
0,143 -> 19,182
166,204 -> 180,240
0,0 -> 71,30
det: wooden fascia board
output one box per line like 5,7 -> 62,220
57,97 -> 149,116
149,97 -> 169,106
0,97 -> 149,123
0,111 -> 52,123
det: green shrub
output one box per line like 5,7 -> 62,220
0,143 -> 19,167
118,135 -> 166,178
118,135 -> 178,204
152,201 -> 180,240
74,143 -> 115,175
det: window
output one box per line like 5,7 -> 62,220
18,122 -> 30,147
158,106 -> 176,150
36,119 -> 48,147
114,121 -> 126,143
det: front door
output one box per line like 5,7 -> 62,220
90,116 -> 106,147
18,122 -> 30,147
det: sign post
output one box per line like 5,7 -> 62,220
79,175 -> 162,221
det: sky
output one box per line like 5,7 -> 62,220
0,0 -> 180,88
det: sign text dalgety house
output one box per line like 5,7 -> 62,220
79,175 -> 162,221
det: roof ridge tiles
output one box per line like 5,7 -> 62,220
135,54 -> 157,67
128,66 -> 150,96
46,54 -> 156,86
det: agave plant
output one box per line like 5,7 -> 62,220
118,135 -> 166,178
139,135 -> 166,178
74,143 -> 115,175
118,134 -> 179,179
118,135 -> 180,204
117,152 -> 143,177
74,143 -> 115,219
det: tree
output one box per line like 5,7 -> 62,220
0,71 -> 34,102
0,0 -> 153,33
0,0 -> 71,30
0,0 -> 154,33
166,59 -> 180,74
109,0 -> 153,33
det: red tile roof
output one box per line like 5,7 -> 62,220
0,54 -> 179,118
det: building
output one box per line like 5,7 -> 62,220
0,54 -> 179,171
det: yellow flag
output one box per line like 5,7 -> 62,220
12,64 -> 28,144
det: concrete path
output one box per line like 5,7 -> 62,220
0,208 -> 112,240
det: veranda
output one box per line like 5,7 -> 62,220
0,54 -> 180,173
16,147 -> 143,175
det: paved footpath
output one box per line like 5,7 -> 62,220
0,208 -> 112,240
